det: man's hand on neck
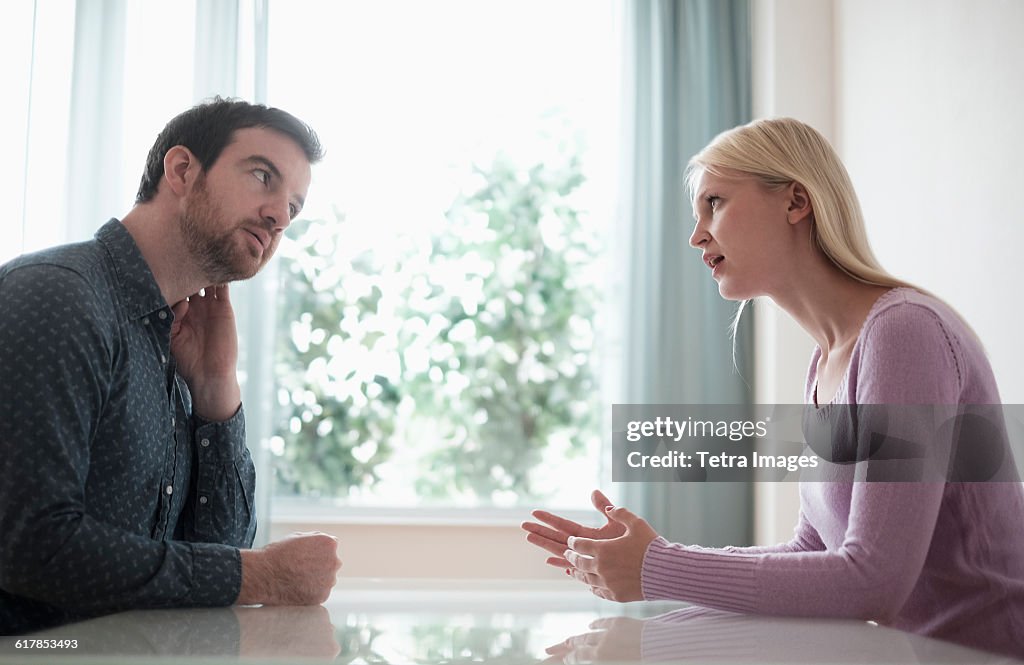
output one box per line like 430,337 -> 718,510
169,284 -> 242,422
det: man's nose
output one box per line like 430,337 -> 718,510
261,197 -> 291,232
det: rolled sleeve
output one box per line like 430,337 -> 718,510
188,406 -> 257,548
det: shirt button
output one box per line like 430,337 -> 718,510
158,311 -> 168,320
161,354 -> 167,364
142,317 -> 150,325
199,496 -> 208,505
171,417 -> 176,427
165,485 -> 174,495
200,438 -> 210,447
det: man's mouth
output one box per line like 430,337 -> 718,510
244,228 -> 269,252
706,255 -> 725,269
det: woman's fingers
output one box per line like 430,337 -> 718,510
529,510 -> 586,535
522,520 -> 568,544
545,555 -> 570,568
524,528 -> 572,558
590,489 -> 614,513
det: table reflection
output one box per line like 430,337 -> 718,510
543,606 -> 1017,664
1,605 -> 340,660
0,584 -> 1015,664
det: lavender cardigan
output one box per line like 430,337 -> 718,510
640,288 -> 1024,657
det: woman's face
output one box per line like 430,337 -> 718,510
688,168 -> 800,301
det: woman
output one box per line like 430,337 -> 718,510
522,118 -> 1024,657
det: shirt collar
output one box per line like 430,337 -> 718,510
95,219 -> 169,321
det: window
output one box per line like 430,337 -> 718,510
4,0 -> 621,529
264,1 -> 620,513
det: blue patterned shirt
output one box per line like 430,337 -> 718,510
0,219 -> 256,635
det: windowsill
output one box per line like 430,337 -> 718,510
269,497 -> 600,528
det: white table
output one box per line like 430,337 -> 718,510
0,578 -> 1014,663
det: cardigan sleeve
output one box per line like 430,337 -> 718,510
721,509 -> 825,555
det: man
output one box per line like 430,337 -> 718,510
0,98 -> 342,635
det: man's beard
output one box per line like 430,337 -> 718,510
178,176 -> 269,284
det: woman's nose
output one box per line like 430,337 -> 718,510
689,222 -> 709,249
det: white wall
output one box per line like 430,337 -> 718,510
751,0 -> 1024,545
751,0 -> 833,545
754,0 -> 1024,404
835,0 -> 1024,402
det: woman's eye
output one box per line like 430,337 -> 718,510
706,195 -> 721,210
289,204 -> 298,219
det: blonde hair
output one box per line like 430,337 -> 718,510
686,117 -> 922,341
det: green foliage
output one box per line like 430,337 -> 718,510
272,150 -> 602,503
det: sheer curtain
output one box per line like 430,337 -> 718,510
1,1 -> 75,263
614,0 -> 753,545
192,0 -> 277,547
3,0 -> 203,250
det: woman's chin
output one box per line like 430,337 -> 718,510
715,281 -> 743,301
716,280 -> 759,302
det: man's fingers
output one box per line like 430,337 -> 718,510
200,283 -> 230,303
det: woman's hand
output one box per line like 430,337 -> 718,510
522,490 -> 625,568
523,490 -> 660,602
543,616 -> 644,663
564,505 -> 659,602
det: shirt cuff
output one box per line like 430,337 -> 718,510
193,404 -> 247,460
185,542 -> 243,607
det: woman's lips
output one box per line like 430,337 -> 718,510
704,254 -> 725,275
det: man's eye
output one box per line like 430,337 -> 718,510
254,169 -> 269,184
289,204 -> 298,219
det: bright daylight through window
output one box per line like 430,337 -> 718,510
264,1 -> 619,512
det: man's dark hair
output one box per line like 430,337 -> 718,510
135,97 -> 323,204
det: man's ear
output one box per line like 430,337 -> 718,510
162,145 -> 200,198
786,182 -> 813,225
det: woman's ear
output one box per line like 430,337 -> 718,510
162,145 -> 199,198
787,182 -> 813,225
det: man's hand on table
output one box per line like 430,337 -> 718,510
237,532 -> 342,605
